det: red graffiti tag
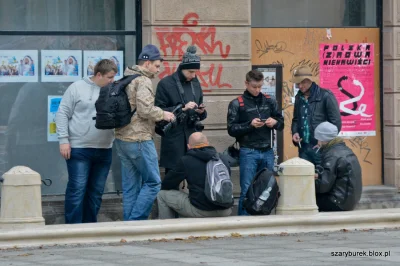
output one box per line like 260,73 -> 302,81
159,61 -> 232,90
155,12 -> 232,89
156,12 -> 231,58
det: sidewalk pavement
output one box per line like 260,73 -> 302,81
0,228 -> 399,266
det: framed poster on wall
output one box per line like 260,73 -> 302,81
83,51 -> 124,81
252,64 -> 284,165
41,50 -> 82,82
0,50 -> 38,82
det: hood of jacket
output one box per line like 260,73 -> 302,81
124,65 -> 156,79
186,146 -> 217,162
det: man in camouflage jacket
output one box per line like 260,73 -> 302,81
115,44 -> 174,221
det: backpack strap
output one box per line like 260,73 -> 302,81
237,95 -> 245,107
237,93 -> 270,111
122,74 -> 141,116
237,95 -> 245,114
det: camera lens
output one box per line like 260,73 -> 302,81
194,122 -> 204,132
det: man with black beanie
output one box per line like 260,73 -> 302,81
155,45 -> 207,174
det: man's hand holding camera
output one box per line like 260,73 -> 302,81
182,101 -> 198,111
163,111 -> 175,122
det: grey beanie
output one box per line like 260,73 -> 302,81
314,122 -> 338,141
180,45 -> 201,70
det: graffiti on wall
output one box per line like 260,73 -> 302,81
155,12 -> 232,89
349,136 -> 372,165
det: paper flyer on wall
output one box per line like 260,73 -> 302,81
48,96 -> 63,142
41,50 -> 82,82
319,43 -> 375,137
84,50 -> 124,80
261,70 -> 277,99
0,50 -> 38,82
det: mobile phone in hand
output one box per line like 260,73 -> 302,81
260,118 -> 267,122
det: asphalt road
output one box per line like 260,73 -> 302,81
0,228 -> 399,265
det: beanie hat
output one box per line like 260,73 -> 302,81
138,44 -> 163,61
314,122 -> 338,142
180,46 -> 201,70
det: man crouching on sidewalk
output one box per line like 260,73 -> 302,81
314,122 -> 362,212
158,132 -> 232,219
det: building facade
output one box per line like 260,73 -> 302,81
0,0 -> 398,223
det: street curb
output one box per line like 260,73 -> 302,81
1,208 -> 399,248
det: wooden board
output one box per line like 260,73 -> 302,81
251,28 -> 381,186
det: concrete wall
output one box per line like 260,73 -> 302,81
383,0 -> 400,188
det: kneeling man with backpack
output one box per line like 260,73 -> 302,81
158,132 -> 233,219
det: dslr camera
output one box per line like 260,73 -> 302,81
155,103 -> 205,137
155,104 -> 186,137
186,107 -> 204,132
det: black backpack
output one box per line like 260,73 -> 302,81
95,74 -> 141,129
243,168 -> 280,215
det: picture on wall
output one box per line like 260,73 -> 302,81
41,50 -> 82,82
0,50 -> 38,82
261,69 -> 277,98
84,50 -> 124,80
47,95 -> 63,142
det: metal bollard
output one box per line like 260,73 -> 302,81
276,157 -> 318,215
0,166 -> 45,229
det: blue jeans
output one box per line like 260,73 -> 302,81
115,139 -> 161,221
238,148 -> 275,216
65,148 -> 112,224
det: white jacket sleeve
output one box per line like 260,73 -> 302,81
55,85 -> 76,145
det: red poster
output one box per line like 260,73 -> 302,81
319,43 -> 375,137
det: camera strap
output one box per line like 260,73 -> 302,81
173,72 -> 196,105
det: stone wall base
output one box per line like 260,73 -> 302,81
3,185 -> 395,225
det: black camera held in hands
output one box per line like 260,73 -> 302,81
155,103 -> 205,137
155,104 -> 185,137
186,107 -> 204,132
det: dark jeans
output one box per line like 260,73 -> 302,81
299,143 -> 321,166
65,148 -> 112,224
316,194 -> 343,212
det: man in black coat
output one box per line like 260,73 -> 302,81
314,122 -> 362,211
157,132 -> 232,219
155,46 -> 207,174
291,66 -> 342,166
227,69 -> 284,216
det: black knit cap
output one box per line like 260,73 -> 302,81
179,45 -> 201,70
